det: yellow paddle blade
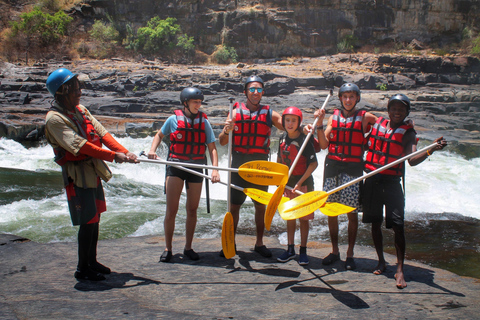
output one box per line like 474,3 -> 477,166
222,212 -> 235,259
264,185 -> 286,231
243,188 -> 273,205
278,191 -> 328,220
319,202 -> 356,217
238,161 -> 288,186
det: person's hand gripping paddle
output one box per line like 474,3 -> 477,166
222,97 -> 236,259
278,142 -> 443,219
264,90 -> 333,230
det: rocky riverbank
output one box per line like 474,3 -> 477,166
1,54 -> 479,158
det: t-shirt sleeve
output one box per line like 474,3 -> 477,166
204,119 -> 216,144
160,115 -> 178,136
303,136 -> 318,166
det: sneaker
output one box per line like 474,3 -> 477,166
159,250 -> 172,263
277,250 -> 296,263
74,268 -> 106,281
254,245 -> 272,258
90,261 -> 111,274
345,257 -> 356,270
298,253 -> 309,266
183,249 -> 200,261
322,253 -> 340,265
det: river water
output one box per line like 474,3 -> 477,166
1,136 -> 479,278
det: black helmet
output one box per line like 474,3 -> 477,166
388,94 -> 411,115
338,83 -> 361,100
244,75 -> 264,90
180,87 -> 204,106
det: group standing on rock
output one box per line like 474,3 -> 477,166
44,69 -> 447,288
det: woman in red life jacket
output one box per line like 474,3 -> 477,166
314,83 -> 377,271
44,68 -> 138,281
276,107 -> 318,266
218,76 -> 284,259
362,94 -> 446,289
148,87 -> 220,262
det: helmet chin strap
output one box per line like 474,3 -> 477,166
246,94 -> 260,108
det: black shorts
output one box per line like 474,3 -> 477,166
230,152 -> 269,206
166,165 -> 204,183
362,175 -> 405,228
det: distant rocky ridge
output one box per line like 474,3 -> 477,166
1,54 -> 479,158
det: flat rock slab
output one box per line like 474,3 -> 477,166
1,234 -> 479,319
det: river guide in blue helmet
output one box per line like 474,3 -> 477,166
147,87 -> 220,263
362,93 -> 447,289
44,68 -> 138,281
312,82 -> 378,271
217,75 -> 285,259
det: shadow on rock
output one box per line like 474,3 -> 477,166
74,272 -> 161,292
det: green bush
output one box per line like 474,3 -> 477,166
337,35 -> 358,53
89,20 -> 119,43
135,17 -> 180,55
213,45 -> 238,64
471,36 -> 480,55
10,6 -> 72,46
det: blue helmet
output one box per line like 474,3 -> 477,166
46,68 -> 77,96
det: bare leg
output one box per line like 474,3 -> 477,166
184,182 -> 202,250
372,221 -> 386,274
346,211 -> 358,258
327,215 -> 339,255
299,220 -> 309,248
254,202 -> 266,247
164,176 -> 184,252
393,224 -> 407,289
287,219 -> 297,245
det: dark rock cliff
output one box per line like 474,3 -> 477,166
72,0 -> 480,58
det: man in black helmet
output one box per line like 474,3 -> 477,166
314,83 -> 377,271
148,87 -> 220,262
362,93 -> 446,289
218,75 -> 284,258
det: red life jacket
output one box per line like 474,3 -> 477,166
169,109 -> 207,162
364,117 -> 413,176
233,102 -> 272,154
327,109 -> 366,163
53,105 -> 102,166
279,133 -> 308,176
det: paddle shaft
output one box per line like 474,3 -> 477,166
288,90 -> 333,177
137,158 -> 234,172
326,142 -> 438,196
227,98 -> 235,211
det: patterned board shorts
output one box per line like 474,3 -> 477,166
323,173 -> 361,213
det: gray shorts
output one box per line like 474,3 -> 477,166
323,173 -> 361,213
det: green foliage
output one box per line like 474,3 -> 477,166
135,17 -> 180,54
10,6 -> 72,46
89,20 -> 119,43
337,35 -> 358,53
376,83 -> 387,91
213,45 -> 238,64
462,27 -> 474,40
176,34 -> 195,54
472,36 -> 480,55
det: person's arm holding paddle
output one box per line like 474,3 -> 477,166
219,109 -> 236,146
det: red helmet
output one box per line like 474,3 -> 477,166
282,106 -> 303,129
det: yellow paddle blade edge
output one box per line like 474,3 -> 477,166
221,212 -> 235,259
239,161 -> 289,186
278,191 -> 328,220
319,202 -> 356,217
264,185 -> 287,231
243,188 -> 273,205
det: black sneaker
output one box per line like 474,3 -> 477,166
90,261 -> 111,274
74,268 -> 106,281
254,245 -> 272,258
277,250 -> 296,263
183,249 -> 200,261
159,250 -> 172,263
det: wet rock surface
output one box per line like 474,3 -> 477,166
1,233 -> 479,319
1,55 -> 479,158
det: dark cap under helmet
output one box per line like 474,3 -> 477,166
244,75 -> 264,90
338,83 -> 361,100
388,94 -> 411,114
180,87 -> 204,106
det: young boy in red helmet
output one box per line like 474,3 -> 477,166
314,83 -> 377,270
362,93 -> 446,288
276,107 -> 318,265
